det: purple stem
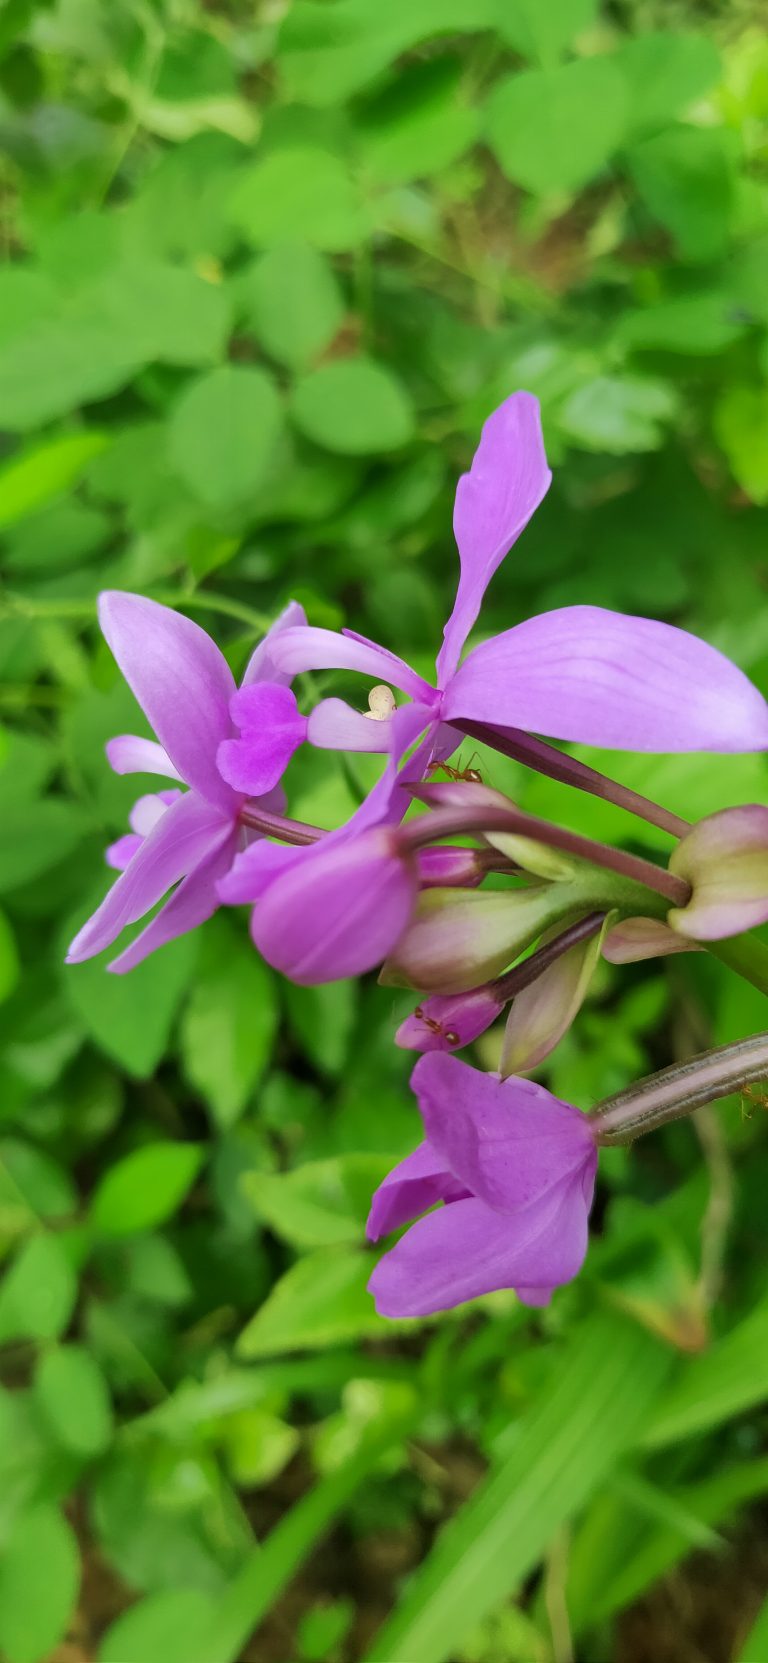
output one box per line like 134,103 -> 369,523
239,805 -> 323,845
493,911 -> 606,1001
454,719 -> 690,840
401,800 -> 691,907
592,1031 -> 768,1144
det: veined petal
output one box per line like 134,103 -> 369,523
366,1141 -> 468,1242
368,1176 -> 590,1317
105,833 -> 142,871
66,792 -> 230,964
307,697 -> 392,754
218,839 -> 304,905
412,1053 -> 596,1213
106,735 -> 181,781
267,624 -> 436,704
217,683 -> 308,796
443,605 -> 768,753
241,599 -> 308,687
109,832 -> 237,973
437,392 -> 551,684
99,592 -> 238,807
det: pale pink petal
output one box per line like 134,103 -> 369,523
437,392 -> 552,683
242,600 -> 308,686
443,605 -> 768,753
98,592 -> 238,807
106,735 -> 182,781
266,624 -> 436,704
602,917 -> 700,963
66,792 -> 230,964
307,698 -> 392,753
105,833 -> 142,871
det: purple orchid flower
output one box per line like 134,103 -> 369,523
261,391 -> 768,764
367,1053 -> 597,1316
66,594 -> 307,973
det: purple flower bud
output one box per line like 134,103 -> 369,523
367,1054 -> 597,1317
395,986 -> 505,1054
379,884 -> 573,994
251,827 -> 419,985
667,805 -> 768,940
416,845 -> 487,888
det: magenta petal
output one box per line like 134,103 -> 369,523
368,1178 -> 590,1317
437,392 -> 551,684
411,1053 -> 596,1212
307,698 -> 392,753
252,828 -> 418,984
105,833 -> 142,871
217,839 -> 303,905
395,986 -> 504,1053
366,1141 -> 468,1242
266,624 -> 436,703
217,683 -> 308,795
105,735 -> 182,780
241,600 -> 308,687
443,605 -> 768,753
109,832 -> 237,973
98,592 -> 238,806
66,792 -> 230,963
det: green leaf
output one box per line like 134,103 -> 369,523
356,59 -> 478,185
64,924 -> 198,1078
0,1505 -> 80,1663
714,384 -> 768,505
558,375 -> 677,453
230,148 -> 367,250
0,799 -> 89,893
0,1138 -> 76,1233
34,1345 -> 113,1456
0,317 -> 146,431
616,32 -> 721,138
244,1154 -> 392,1248
168,364 -> 284,512
99,1589 -> 219,1663
179,917 -> 278,1129
627,125 -> 734,262
237,1247 -> 391,1357
0,1233 -> 78,1344
617,291 -> 746,356
0,905 -> 19,1003
292,356 -> 415,453
80,259 -> 232,368
89,1141 -> 204,1236
364,1314 -> 670,1662
283,979 -> 357,1076
240,242 -> 345,370
641,1293 -> 768,1450
0,431 -> 109,530
278,0 -> 497,106
735,1593 -> 768,1663
486,59 -> 626,196
498,0 -> 598,67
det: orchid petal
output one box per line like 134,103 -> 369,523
105,735 -> 181,781
109,832 -> 237,973
307,697 -> 392,754
105,833 -> 142,871
66,792 -> 230,964
241,599 -> 308,687
437,392 -> 552,684
366,1141 -> 468,1242
267,624 -> 436,704
443,605 -> 768,753
251,827 -> 418,985
128,790 -> 182,836
217,683 -> 308,796
98,592 -> 238,807
368,1178 -> 590,1317
412,1053 -> 596,1213
217,839 -> 304,905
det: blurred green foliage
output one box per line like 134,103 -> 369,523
1,2 -> 768,1660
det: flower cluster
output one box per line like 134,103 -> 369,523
68,392 -> 768,1319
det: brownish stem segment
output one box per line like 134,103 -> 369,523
454,718 -> 690,840
592,1032 -> 768,1144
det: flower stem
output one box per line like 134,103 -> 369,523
238,806 -> 323,845
494,911 -> 606,1001
707,933 -> 768,997
592,1031 -> 768,1144
454,719 -> 689,839
402,797 -> 690,907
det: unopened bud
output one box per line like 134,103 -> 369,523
416,846 -> 487,889
396,986 -> 505,1053
500,914 -> 611,1075
379,884 -> 575,994
667,806 -> 768,940
603,916 -> 699,963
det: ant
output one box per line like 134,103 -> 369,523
426,752 -> 484,786
740,1081 -> 768,1120
414,1006 -> 460,1046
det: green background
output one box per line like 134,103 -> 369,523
1,2 -> 768,1660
